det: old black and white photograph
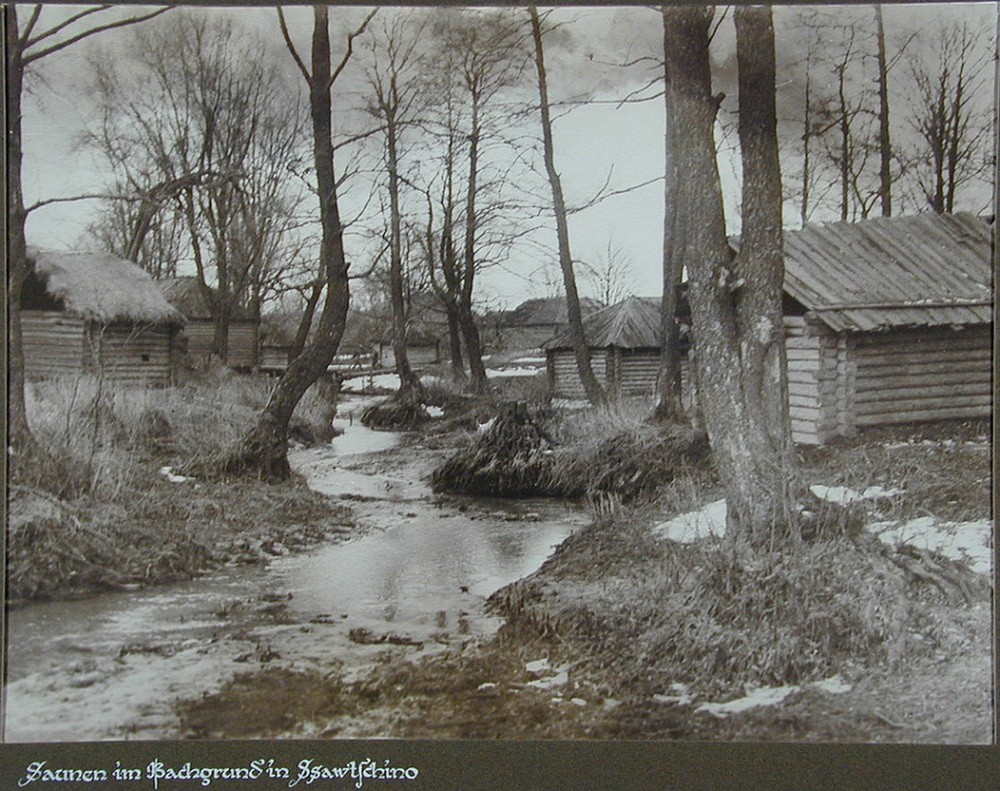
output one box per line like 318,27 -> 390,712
3,1 -> 995,748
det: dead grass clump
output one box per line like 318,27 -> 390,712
361,392 -> 431,430
551,417 -> 711,502
646,541 -> 908,693
431,402 -> 559,497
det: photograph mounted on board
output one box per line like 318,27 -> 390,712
3,2 -> 995,748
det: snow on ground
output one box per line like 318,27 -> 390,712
652,499 -> 727,543
870,517 -> 992,574
511,357 -> 546,365
484,366 -> 542,378
809,484 -> 904,504
693,675 -> 852,717
424,405 -> 444,418
159,466 -> 190,484
653,492 -> 992,574
696,685 -> 800,717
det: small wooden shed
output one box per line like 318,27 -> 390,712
780,212 -> 993,444
20,248 -> 183,385
545,296 -> 672,399
158,276 -> 259,369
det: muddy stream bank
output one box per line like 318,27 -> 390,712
4,396 -> 588,741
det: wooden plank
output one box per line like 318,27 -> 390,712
856,393 -> 993,416
855,369 -> 991,393
856,403 -> 992,425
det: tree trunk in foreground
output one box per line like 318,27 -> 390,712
665,6 -> 797,549
529,6 -> 603,405
225,6 -> 352,479
653,5 -> 684,421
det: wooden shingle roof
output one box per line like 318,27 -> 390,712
545,296 -> 661,350
781,212 -> 993,332
505,296 -> 603,327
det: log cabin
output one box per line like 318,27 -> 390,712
545,213 -> 992,445
158,276 -> 259,370
779,212 -> 993,444
545,296 -> 678,399
20,248 -> 183,385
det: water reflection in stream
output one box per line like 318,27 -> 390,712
4,395 -> 586,741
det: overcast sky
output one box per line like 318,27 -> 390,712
20,3 -> 997,309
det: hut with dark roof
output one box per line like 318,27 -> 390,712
20,248 -> 183,385
501,296 -> 603,351
778,211 -> 992,444
158,276 -> 259,369
544,296 -> 672,399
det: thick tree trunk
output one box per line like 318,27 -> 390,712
653,6 -> 683,421
664,6 -> 796,549
529,6 -> 603,405
6,13 -> 33,451
444,299 -> 465,381
224,6 -> 350,480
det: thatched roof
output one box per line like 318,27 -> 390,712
505,296 -> 603,327
27,248 -> 182,325
159,276 -> 256,322
545,296 -> 662,350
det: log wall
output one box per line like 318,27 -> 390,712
180,320 -> 259,369
612,349 -> 661,397
21,311 -> 85,378
851,325 -> 991,426
86,324 -> 175,385
549,348 -> 608,399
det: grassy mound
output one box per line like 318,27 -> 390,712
361,391 -> 431,429
431,401 -> 559,497
551,420 -> 711,502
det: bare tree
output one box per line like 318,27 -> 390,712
581,240 -> 633,308
7,5 -> 170,451
85,11 -> 306,363
664,6 -> 796,547
528,6 -> 604,405
222,6 -> 374,479
364,13 -> 427,396
905,22 -> 993,214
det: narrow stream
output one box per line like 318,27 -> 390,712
3,396 -> 587,742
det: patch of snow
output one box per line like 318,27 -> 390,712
477,417 -> 496,435
869,517 -> 992,574
653,499 -> 727,543
511,357 -> 546,365
158,466 -> 190,484
486,366 -> 541,378
527,669 -> 569,689
525,658 -> 550,674
570,698 -> 587,707
809,484 -> 904,504
653,683 -> 694,706
696,685 -> 800,717
477,682 -> 497,692
811,675 -> 852,695
424,405 -> 445,418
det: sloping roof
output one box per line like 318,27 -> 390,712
505,296 -> 603,327
28,248 -> 182,325
159,276 -> 256,322
545,296 -> 661,350
782,212 -> 993,332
